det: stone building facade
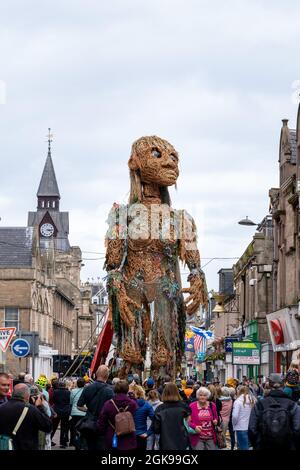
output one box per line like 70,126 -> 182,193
209,216 -> 274,382
0,142 -> 93,379
267,110 -> 300,372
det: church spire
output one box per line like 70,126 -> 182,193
37,129 -> 60,210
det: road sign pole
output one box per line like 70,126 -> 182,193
32,333 -> 35,381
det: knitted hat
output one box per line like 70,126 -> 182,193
36,375 -> 48,389
227,378 -> 238,388
147,377 -> 154,387
285,369 -> 299,386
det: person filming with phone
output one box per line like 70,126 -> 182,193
0,383 -> 52,450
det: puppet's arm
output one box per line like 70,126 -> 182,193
104,205 -> 141,326
179,212 -> 208,314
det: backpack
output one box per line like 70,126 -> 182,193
0,405 -> 29,451
260,397 -> 293,445
109,399 -> 136,436
291,386 -> 300,403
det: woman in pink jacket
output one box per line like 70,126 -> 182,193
188,387 -> 218,450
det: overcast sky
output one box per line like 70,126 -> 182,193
1,0 -> 300,290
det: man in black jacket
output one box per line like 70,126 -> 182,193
248,373 -> 300,450
0,383 -> 52,450
77,365 -> 113,450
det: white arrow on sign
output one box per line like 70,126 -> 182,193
14,345 -> 28,353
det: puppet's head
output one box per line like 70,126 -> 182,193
128,135 -> 179,205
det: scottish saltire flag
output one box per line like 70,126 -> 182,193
190,326 -> 214,340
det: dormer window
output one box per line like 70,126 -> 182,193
47,201 -> 50,208
41,200 -> 45,208
52,201 -> 55,208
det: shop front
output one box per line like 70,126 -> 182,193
267,306 -> 300,373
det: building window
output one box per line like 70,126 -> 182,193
5,307 -> 19,330
52,201 -> 55,208
41,200 -> 45,208
47,201 -> 50,208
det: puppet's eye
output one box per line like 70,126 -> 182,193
170,154 -> 177,162
152,149 -> 161,158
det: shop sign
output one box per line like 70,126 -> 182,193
267,307 -> 300,352
232,341 -> 261,365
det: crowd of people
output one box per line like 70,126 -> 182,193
0,361 -> 300,451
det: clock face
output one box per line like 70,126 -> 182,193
40,223 -> 54,237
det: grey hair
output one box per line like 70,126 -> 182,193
12,384 -> 30,400
221,386 -> 231,397
227,387 -> 236,398
196,387 -> 211,399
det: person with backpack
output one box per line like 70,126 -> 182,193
97,380 -> 138,450
0,383 -> 52,450
248,373 -> 300,450
77,365 -> 114,450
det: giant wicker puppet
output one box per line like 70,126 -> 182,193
104,136 -> 208,378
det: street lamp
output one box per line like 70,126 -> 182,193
238,216 -> 257,226
212,293 -> 225,315
205,291 -> 215,329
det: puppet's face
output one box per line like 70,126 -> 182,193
129,136 -> 179,186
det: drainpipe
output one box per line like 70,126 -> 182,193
241,274 -> 246,337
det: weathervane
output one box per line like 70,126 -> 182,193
46,127 -> 53,153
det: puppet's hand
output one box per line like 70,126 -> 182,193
182,270 -> 208,315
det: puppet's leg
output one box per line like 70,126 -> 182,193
150,291 -> 179,379
117,286 -> 150,375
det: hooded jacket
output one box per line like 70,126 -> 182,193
248,389 -> 300,450
97,393 -> 138,450
134,398 -> 154,436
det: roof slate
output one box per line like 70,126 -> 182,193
37,151 -> 60,197
0,227 -> 34,266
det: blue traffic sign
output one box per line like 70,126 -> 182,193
11,338 -> 30,357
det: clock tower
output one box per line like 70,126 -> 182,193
28,130 -> 70,251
